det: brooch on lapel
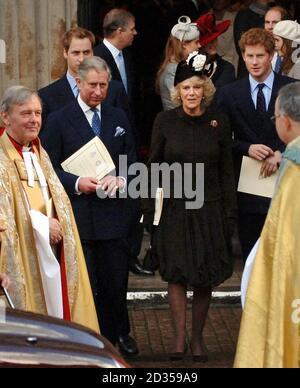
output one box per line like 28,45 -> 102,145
114,126 -> 126,137
210,120 -> 218,128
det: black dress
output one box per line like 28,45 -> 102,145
145,106 -> 237,288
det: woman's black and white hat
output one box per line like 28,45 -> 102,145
174,51 -> 214,86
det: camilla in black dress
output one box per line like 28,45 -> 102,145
150,107 -> 237,287
144,51 -> 237,360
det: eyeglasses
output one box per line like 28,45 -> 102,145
270,114 -> 283,124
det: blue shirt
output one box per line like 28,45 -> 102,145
66,72 -> 79,97
249,71 -> 274,110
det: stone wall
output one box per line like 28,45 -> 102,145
0,0 -> 77,97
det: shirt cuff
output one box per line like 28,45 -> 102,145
118,176 -> 127,194
75,177 -> 82,195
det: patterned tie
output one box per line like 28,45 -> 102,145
91,108 -> 101,137
256,83 -> 266,114
117,51 -> 128,93
274,55 -> 282,74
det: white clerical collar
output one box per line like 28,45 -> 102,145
22,150 -> 47,188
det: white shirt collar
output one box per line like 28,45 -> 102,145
249,70 -> 275,93
103,38 -> 121,61
77,95 -> 101,115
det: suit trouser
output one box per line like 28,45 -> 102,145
82,239 -> 130,345
238,213 -> 267,262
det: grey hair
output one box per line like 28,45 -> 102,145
0,85 -> 41,113
277,82 -> 300,122
77,56 -> 112,82
103,8 -> 135,37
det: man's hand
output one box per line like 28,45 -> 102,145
49,218 -> 63,245
0,273 -> 10,289
248,144 -> 274,161
78,177 -> 98,194
260,151 -> 282,178
98,175 -> 125,197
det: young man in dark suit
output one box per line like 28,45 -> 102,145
41,57 -> 138,356
38,27 -> 130,130
217,27 -> 294,261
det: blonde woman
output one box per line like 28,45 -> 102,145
156,16 -> 201,111
145,52 -> 237,361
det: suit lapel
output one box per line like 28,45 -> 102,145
102,44 -> 122,82
235,78 -> 262,139
123,49 -> 133,97
66,102 -> 95,145
58,76 -> 75,100
268,73 -> 281,115
100,103 -> 115,148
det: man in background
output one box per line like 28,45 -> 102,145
264,5 -> 290,73
39,27 -> 130,129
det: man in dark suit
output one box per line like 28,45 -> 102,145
94,8 -> 137,110
40,56 -> 138,356
217,27 -> 294,261
38,27 -> 130,130
94,9 -> 153,277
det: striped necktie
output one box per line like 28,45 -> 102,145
91,108 -> 101,137
256,83 -> 266,114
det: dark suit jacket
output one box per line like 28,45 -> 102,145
212,55 -> 236,90
93,42 -> 135,105
40,101 -> 136,241
38,75 -> 131,130
216,72 -> 295,214
94,43 -> 140,141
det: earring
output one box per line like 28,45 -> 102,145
178,96 -> 181,100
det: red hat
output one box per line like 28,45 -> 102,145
196,13 -> 230,47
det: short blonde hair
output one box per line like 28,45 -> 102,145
171,76 -> 216,109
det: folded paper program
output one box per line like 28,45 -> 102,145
61,137 -> 115,180
238,156 -> 278,198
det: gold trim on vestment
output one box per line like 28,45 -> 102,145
0,131 -> 99,333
